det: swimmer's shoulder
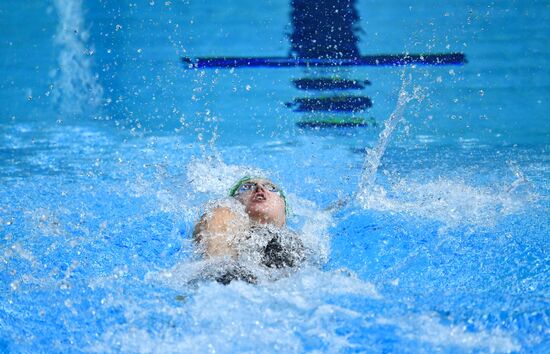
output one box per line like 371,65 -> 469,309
193,199 -> 249,240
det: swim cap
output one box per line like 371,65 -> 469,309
229,176 -> 289,215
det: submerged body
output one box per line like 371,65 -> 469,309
193,178 -> 306,283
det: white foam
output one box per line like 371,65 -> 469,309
358,177 -> 528,228
287,194 -> 331,265
377,314 -> 521,353
185,157 -> 264,197
104,268 -> 380,353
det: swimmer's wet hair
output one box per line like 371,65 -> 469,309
229,176 -> 289,215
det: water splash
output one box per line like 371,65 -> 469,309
52,0 -> 103,115
506,160 -> 530,193
185,157 -> 263,197
150,158 -> 333,284
99,268 -> 381,353
377,314 -> 520,353
354,74 -> 530,228
286,194 -> 331,265
360,177 -> 528,228
357,72 -> 423,198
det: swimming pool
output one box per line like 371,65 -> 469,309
1,0 -> 548,352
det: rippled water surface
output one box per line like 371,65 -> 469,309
1,0 -> 549,352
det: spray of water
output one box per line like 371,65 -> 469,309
353,73 -> 529,228
357,72 -> 420,199
377,314 -> 520,352
149,158 -> 332,285
323,73 -> 419,214
52,0 -> 103,115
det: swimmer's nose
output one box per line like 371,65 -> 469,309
254,183 -> 268,193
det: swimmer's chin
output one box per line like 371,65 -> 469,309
246,208 -> 281,226
250,199 -> 267,205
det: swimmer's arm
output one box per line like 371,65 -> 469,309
193,207 -> 248,258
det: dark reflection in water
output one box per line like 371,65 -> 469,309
289,0 -> 361,59
293,78 -> 370,91
181,0 -> 465,68
286,96 -> 372,112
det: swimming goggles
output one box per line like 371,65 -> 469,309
229,176 -> 289,215
234,181 -> 282,195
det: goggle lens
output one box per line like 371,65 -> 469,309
237,182 -> 281,195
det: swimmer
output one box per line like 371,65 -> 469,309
193,176 -> 305,283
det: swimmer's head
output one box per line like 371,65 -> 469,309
229,176 -> 287,227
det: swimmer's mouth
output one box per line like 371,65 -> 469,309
253,193 -> 266,201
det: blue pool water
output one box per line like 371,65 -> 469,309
1,0 -> 549,352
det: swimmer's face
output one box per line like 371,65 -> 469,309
233,179 -> 286,227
